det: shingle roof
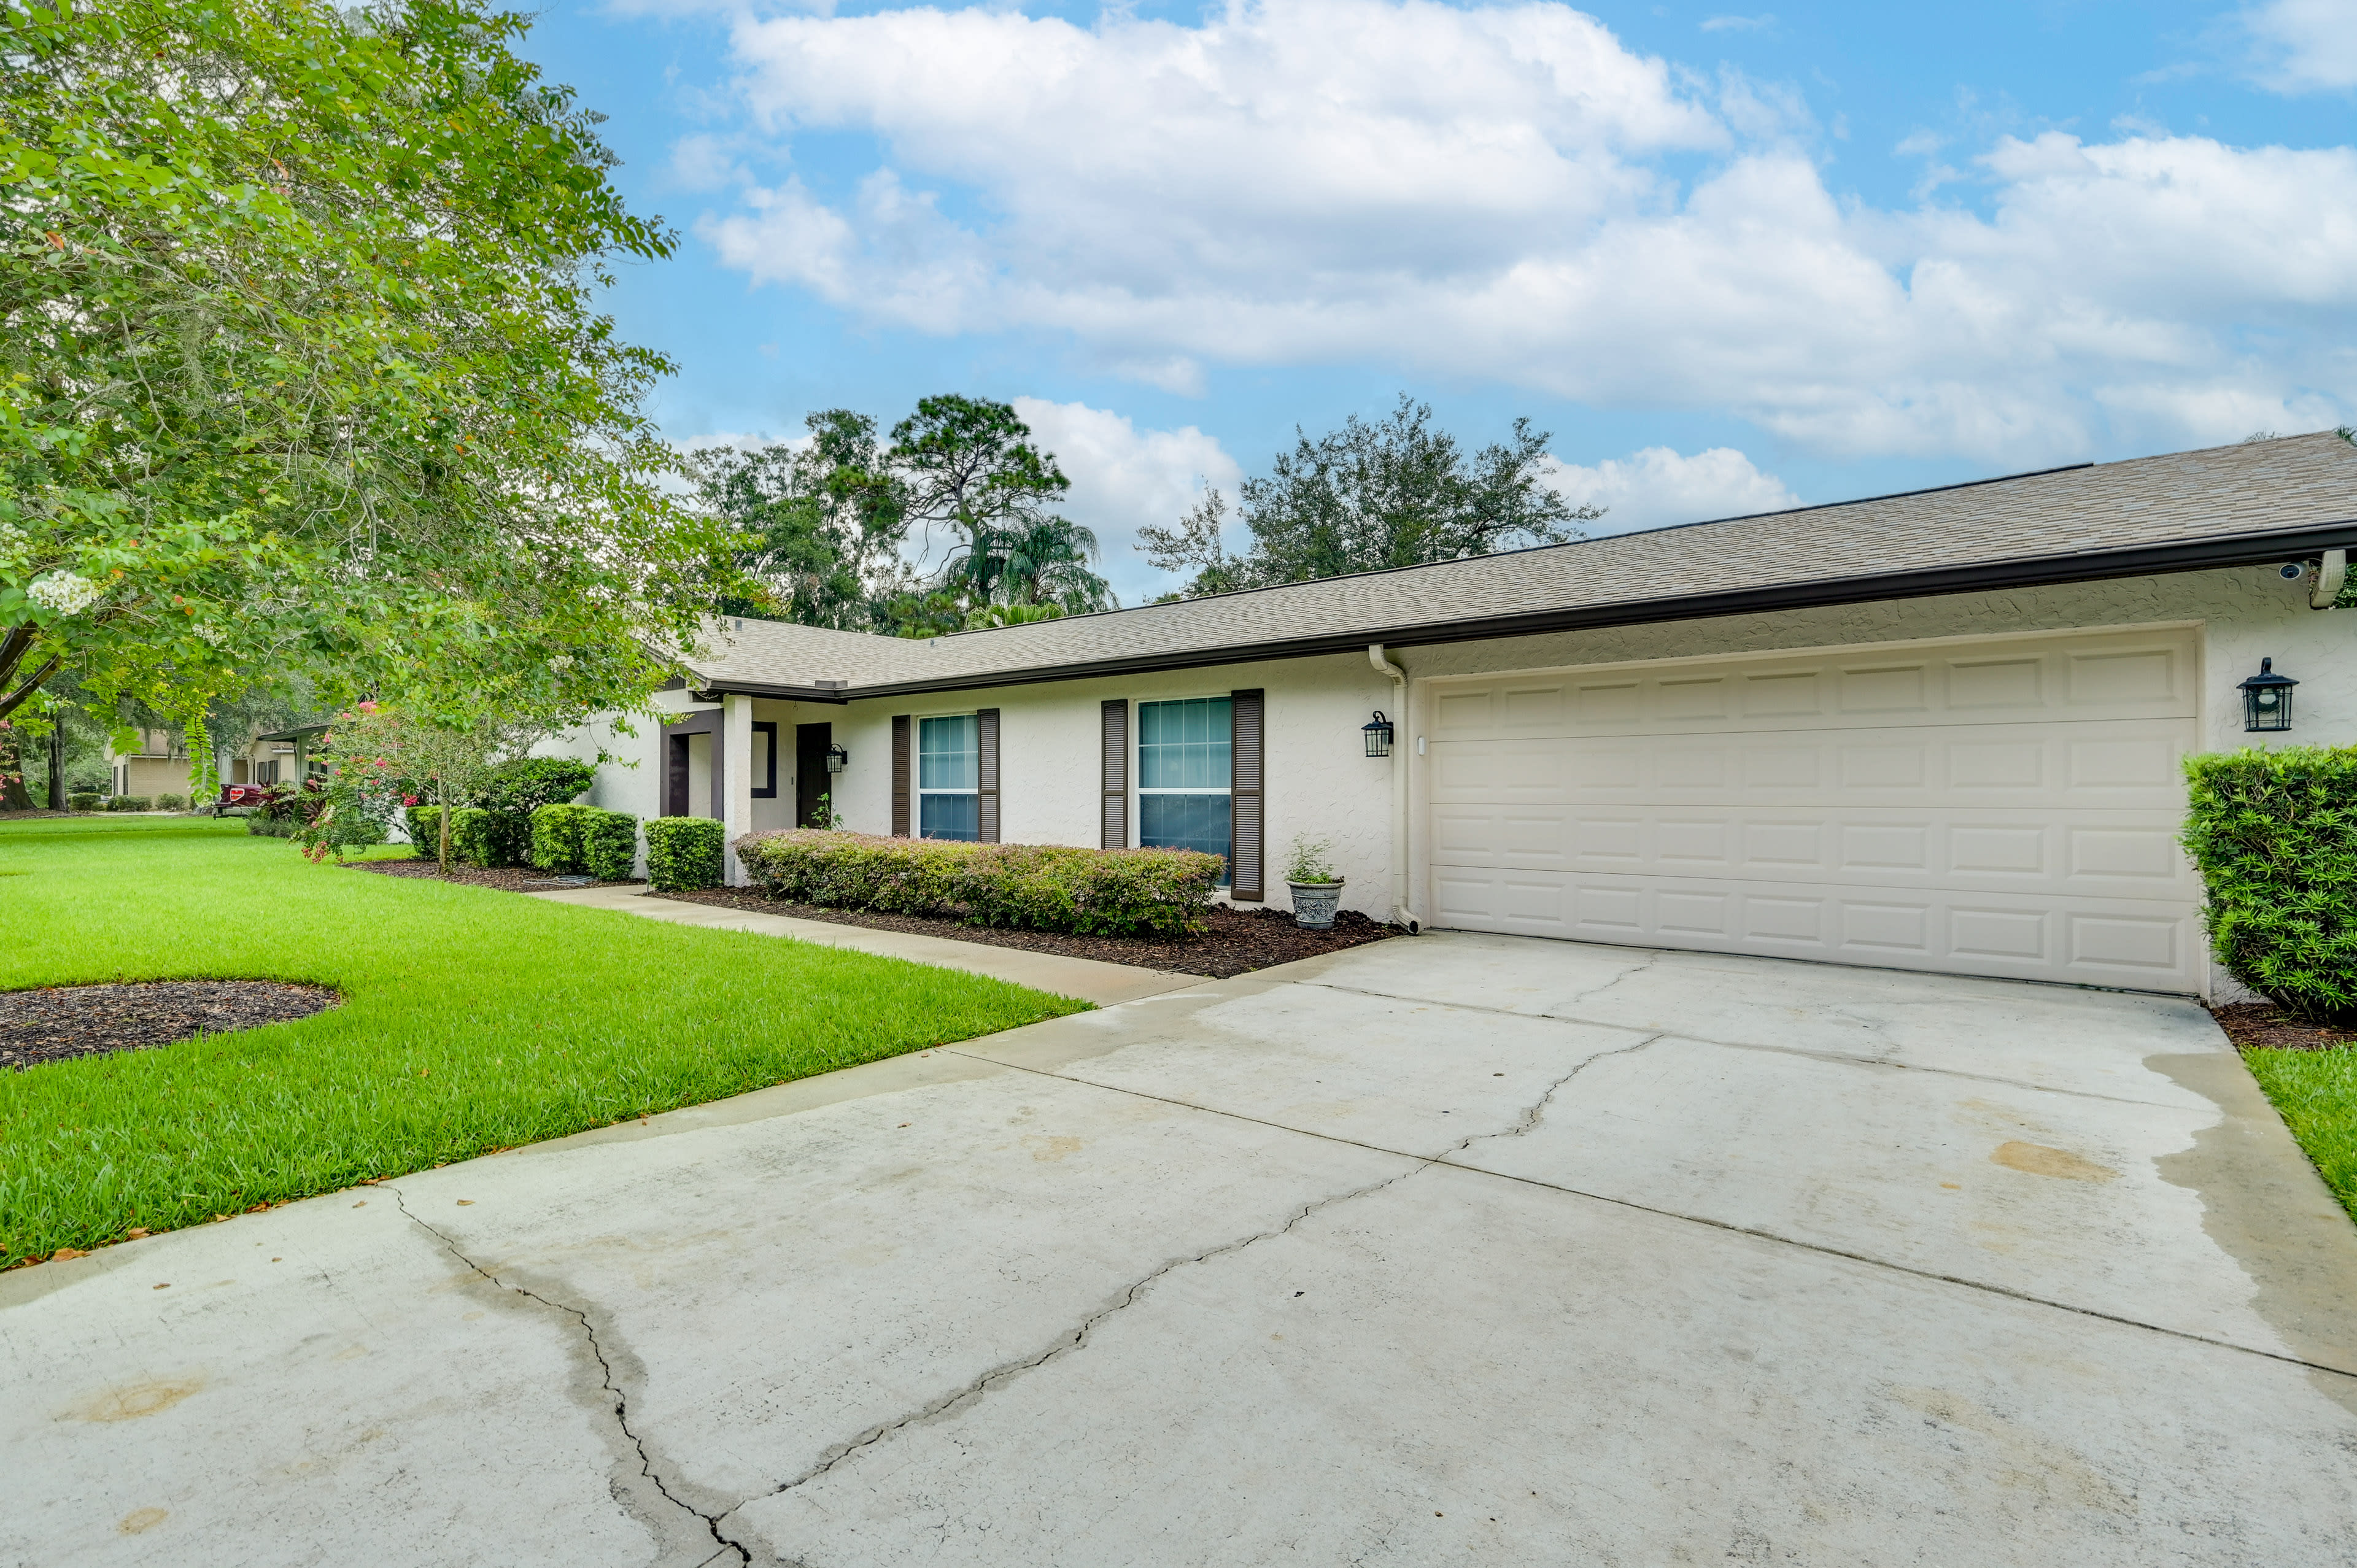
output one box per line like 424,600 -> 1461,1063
681,430 -> 2357,700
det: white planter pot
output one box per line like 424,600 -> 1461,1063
1289,880 -> 1345,930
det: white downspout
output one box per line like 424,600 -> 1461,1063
2312,549 -> 2348,609
1368,644 -> 1420,933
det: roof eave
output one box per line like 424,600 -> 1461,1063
695,520 -> 2357,703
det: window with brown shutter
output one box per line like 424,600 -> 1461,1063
976,708 -> 1000,843
891,715 -> 911,837
1229,689 -> 1264,901
1100,698 -> 1128,849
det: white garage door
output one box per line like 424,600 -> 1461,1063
1426,627 -> 2205,991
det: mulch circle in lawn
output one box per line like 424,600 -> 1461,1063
2207,1002 -> 2357,1052
344,858 -> 615,893
0,981 -> 342,1071
652,887 -> 1400,979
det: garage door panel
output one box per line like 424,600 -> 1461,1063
1433,805 -> 2193,901
1424,628 -> 2202,991
1430,868 -> 2197,989
1428,628 -> 2197,741
1433,719 -> 2191,809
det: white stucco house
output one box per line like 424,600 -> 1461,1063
557,431 -> 2357,1000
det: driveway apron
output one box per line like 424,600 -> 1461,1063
6,931 -> 2355,1567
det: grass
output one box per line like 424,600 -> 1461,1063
2242,1046 -> 2357,1223
0,816 -> 1088,1267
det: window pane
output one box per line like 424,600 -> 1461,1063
1140,792 -> 1231,878
918,715 -> 978,790
1139,698 -> 1231,790
920,793 -> 980,841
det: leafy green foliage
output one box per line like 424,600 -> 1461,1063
478,757 -> 597,816
0,814 -> 1085,1264
2181,746 -> 2357,1021
446,807 -> 506,868
645,816 -> 724,891
1283,834 -> 1341,885
103,795 -> 148,812
690,411 -> 913,628
530,803 -> 592,874
65,791 -> 96,811
738,830 -> 1224,938
0,0 -> 738,736
582,808 -> 639,882
1141,396 -> 1598,597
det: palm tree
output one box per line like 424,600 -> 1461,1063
943,516 -> 1116,614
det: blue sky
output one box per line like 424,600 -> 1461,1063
522,0 -> 2357,603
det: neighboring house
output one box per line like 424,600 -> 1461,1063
555,431 -> 2357,1000
103,728 -> 186,799
101,722 -> 327,799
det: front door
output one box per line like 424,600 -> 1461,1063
795,723 -> 833,828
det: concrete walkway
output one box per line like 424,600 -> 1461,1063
7,933 -> 2356,1566
525,882 -> 1204,1006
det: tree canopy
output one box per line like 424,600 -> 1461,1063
0,0 -> 738,743
1140,396 -> 1599,598
695,395 -> 1114,635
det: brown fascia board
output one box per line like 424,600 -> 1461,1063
691,520 -> 2357,703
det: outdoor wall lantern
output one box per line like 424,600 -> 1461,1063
1363,711 -> 1395,758
2239,658 -> 2299,733
824,741 -> 850,774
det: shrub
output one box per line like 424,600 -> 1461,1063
405,803 -> 441,859
1284,834 -> 1341,885
66,793 -> 99,811
644,817 -> 726,891
736,830 -> 1223,938
155,792 -> 187,811
2183,746 -> 2357,1022
530,803 -> 593,874
106,795 -> 150,813
582,809 -> 640,882
477,756 -> 597,816
447,807 -> 501,867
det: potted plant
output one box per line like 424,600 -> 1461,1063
1285,834 -> 1345,930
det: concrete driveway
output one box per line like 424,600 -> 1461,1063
8,933 -> 2357,1566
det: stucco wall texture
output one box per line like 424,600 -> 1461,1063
561,562 -> 2350,991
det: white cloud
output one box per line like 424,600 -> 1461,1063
2242,0 -> 2357,93
1700,14 -> 1774,32
689,0 -> 2357,462
1541,446 -> 1799,534
1010,398 -> 1243,604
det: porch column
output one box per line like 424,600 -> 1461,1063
722,693 -> 754,885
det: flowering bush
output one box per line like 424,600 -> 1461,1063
736,830 -> 1223,938
25,571 -> 101,617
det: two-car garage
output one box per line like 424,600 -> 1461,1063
1425,626 -> 2206,991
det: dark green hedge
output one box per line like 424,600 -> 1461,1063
644,817 -> 724,892
737,830 -> 1223,938
531,803 -> 593,873
105,795 -> 150,813
529,803 -> 640,880
2183,746 -> 2357,1022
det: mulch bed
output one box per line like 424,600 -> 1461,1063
345,859 -> 619,894
2208,1002 -> 2357,1052
651,888 -> 1399,978
1,981 -> 342,1070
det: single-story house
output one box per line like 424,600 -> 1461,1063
101,722 -> 327,800
555,431 -> 2357,1000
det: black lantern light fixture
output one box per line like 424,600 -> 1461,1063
825,741 -> 850,774
1362,711 -> 1395,758
2239,658 -> 2298,733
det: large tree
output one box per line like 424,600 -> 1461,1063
689,411 -> 912,630
1140,396 -> 1599,597
0,0 -> 737,745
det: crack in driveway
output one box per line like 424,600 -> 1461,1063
385,1184 -> 751,1566
1447,1032 -> 1666,1153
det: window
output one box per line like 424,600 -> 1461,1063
751,722 -> 778,799
254,760 -> 280,786
918,714 -> 980,840
1137,697 -> 1231,878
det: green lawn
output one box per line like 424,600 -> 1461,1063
0,816 -> 1087,1267
2243,1046 -> 2357,1224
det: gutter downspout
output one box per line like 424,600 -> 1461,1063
1368,644 -> 1420,933
2312,549 -> 2348,609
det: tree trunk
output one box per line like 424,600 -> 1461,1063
0,725 -> 32,811
438,779 -> 452,873
47,724 -> 63,810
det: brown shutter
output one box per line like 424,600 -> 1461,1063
1099,698 -> 1128,849
976,708 -> 1000,844
1229,689 -> 1264,902
891,715 -> 911,837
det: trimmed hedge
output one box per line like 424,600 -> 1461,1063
155,792 -> 187,811
735,830 -> 1223,938
404,803 -> 441,858
66,793 -> 99,811
531,803 -> 594,873
403,804 -> 506,867
646,817 -> 725,892
105,795 -> 150,813
2183,746 -> 2357,1022
584,809 -> 640,882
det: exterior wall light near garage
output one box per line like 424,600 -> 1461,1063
1363,711 -> 1395,758
2240,658 -> 2299,732
825,741 -> 849,774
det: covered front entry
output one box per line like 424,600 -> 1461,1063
1425,626 -> 2207,991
